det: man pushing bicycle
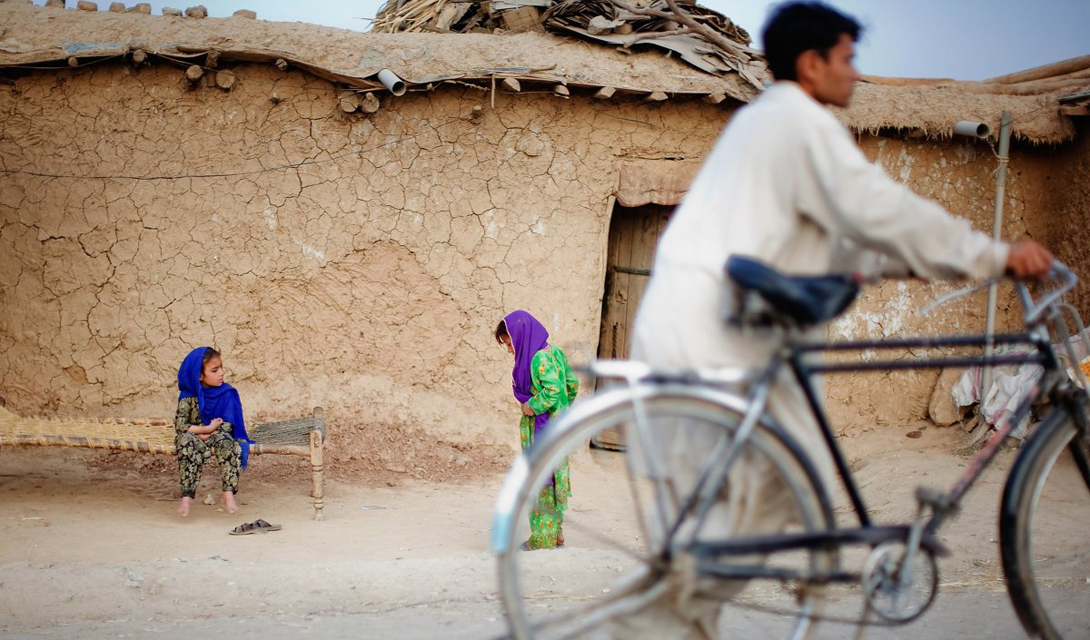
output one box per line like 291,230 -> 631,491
626,3 -> 1053,638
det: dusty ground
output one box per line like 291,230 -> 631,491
0,422 -> 1086,640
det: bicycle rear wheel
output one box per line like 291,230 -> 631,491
493,384 -> 835,640
1001,410 -> 1090,640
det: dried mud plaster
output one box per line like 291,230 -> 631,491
1,63 -> 1086,479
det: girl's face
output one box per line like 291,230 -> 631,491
201,355 -> 225,387
500,334 -> 514,356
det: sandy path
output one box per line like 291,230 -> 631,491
0,423 -> 1084,639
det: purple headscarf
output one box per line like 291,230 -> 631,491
504,310 -> 551,437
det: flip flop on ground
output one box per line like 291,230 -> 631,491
229,519 -> 283,535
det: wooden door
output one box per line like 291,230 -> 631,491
592,203 -> 673,449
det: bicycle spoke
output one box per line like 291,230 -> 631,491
496,388 -> 836,640
1002,414 -> 1090,640
519,573 -> 670,640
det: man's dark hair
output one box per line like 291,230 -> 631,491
761,2 -> 862,82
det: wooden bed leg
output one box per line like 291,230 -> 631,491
309,428 -> 324,521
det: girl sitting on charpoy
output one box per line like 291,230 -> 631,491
174,346 -> 252,517
496,310 -> 579,550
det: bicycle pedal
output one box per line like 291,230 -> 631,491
914,487 -> 955,513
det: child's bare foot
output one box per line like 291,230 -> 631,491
177,496 -> 193,517
221,491 -> 239,514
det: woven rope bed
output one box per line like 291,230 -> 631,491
0,403 -> 328,520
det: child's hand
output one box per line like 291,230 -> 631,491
209,418 -> 224,429
521,403 -> 535,417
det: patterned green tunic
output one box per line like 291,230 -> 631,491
174,396 -> 241,498
520,346 -> 579,549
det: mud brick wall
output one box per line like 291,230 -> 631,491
0,63 -> 730,476
1,61 -> 1082,476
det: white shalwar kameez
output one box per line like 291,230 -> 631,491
620,82 -> 1009,639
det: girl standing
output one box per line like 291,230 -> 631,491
174,346 -> 252,517
496,310 -> 578,550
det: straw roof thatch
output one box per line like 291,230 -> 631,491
372,0 -> 767,88
841,80 -> 1077,145
0,1 -> 759,103
841,56 -> 1090,144
0,2 -> 1085,143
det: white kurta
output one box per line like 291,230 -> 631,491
633,81 -> 1008,373
621,82 -> 1009,639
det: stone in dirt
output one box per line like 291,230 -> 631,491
126,3 -> 150,13
233,9 -> 256,19
76,0 -> 96,10
108,2 -> 123,11
184,5 -> 206,18
162,6 -> 181,16
929,367 -> 967,426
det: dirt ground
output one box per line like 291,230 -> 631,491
0,422 -> 1085,640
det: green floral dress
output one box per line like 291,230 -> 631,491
174,396 -> 242,498
520,345 -> 579,549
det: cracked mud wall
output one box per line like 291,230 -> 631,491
0,62 -> 731,479
1015,121 -> 1090,314
2,61 -> 1084,479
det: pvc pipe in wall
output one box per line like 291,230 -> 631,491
954,120 -> 992,138
377,69 -> 406,96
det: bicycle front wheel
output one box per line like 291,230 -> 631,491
1001,410 -> 1090,640
492,383 -> 835,640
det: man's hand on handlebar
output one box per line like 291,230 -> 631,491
1006,240 -> 1054,280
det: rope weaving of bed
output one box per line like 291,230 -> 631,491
0,404 -> 329,520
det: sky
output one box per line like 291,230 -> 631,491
32,0 -> 1090,81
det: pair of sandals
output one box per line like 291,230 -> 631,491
229,518 -> 282,535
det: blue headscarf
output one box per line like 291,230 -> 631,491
177,346 -> 252,468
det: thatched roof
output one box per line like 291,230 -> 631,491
371,0 -> 767,88
0,2 -> 1084,143
841,80 -> 1078,145
0,1 -> 759,103
841,56 -> 1090,144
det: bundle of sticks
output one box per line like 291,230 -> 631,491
372,0 -> 511,34
543,0 -> 751,45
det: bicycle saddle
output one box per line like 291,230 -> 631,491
726,255 -> 860,327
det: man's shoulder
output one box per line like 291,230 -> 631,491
749,83 -> 846,130
728,86 -> 852,163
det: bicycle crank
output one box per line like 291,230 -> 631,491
861,540 -> 939,623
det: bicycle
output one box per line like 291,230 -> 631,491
492,256 -> 1090,640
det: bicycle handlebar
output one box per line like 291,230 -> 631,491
918,260 -> 1077,329
1018,260 -> 1077,325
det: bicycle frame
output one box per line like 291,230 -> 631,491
670,269 -> 1090,571
792,331 -> 1054,535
